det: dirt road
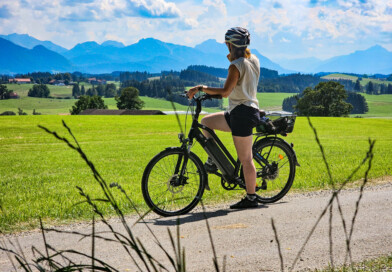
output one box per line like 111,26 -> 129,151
1,182 -> 392,271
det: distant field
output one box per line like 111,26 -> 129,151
322,73 -> 392,86
0,116 -> 391,232
1,83 -> 391,117
354,94 -> 392,117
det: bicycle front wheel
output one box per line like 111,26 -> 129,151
253,138 -> 296,203
142,148 -> 206,217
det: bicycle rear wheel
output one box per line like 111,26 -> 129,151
252,138 -> 296,203
142,147 -> 206,217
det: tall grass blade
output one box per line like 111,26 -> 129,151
271,218 -> 284,272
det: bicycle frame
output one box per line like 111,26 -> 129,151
177,94 -> 274,185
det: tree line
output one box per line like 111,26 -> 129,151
120,72 -> 223,108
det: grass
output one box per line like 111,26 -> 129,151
353,94 -> 392,118
0,115 -> 391,233
317,253 -> 392,271
322,73 -> 392,86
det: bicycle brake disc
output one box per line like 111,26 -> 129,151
263,162 -> 279,180
167,174 -> 185,194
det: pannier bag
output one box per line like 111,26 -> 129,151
256,113 -> 296,135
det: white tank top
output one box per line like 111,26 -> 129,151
227,54 -> 260,112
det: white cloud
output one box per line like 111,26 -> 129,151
202,0 -> 227,16
0,0 -> 390,58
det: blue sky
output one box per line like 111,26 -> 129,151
0,0 -> 391,61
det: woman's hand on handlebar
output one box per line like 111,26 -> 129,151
187,85 -> 203,100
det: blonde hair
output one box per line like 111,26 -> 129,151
245,48 -> 251,59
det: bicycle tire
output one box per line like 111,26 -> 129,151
251,138 -> 296,203
142,147 -> 206,217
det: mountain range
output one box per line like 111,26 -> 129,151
0,33 -> 391,75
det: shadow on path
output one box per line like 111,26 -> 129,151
148,204 -> 270,226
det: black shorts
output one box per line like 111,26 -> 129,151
224,104 -> 260,137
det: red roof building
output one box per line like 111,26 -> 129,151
9,78 -> 31,84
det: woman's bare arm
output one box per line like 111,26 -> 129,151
187,64 -> 240,99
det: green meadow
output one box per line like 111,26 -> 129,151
1,83 -> 392,117
0,115 -> 391,232
322,73 -> 392,86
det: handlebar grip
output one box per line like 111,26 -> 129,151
205,94 -> 222,99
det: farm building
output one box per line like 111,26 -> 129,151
87,78 -> 107,85
9,92 -> 19,99
8,78 -> 31,84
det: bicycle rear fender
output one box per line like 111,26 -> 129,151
254,137 -> 300,167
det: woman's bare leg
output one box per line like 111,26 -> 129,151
201,112 -> 231,137
233,135 -> 256,194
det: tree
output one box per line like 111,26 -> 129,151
354,79 -> 361,92
86,86 -> 97,96
70,95 -> 108,115
81,85 -> 86,95
346,92 -> 368,114
72,84 -> 80,98
116,87 -> 144,110
105,83 -> 117,97
380,84 -> 387,94
366,81 -> 375,94
97,84 -> 105,96
295,81 -> 353,117
28,84 -> 50,98
282,95 -> 300,113
0,84 -> 12,100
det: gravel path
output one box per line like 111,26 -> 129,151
1,182 -> 392,271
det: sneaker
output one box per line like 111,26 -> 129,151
204,157 -> 218,173
229,196 -> 258,209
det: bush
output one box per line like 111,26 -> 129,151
70,95 -> 108,115
28,84 -> 50,98
0,111 -> 16,116
32,109 -> 42,115
18,108 -> 27,115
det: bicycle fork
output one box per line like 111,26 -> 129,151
172,150 -> 190,186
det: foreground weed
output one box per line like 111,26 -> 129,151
1,120 -> 224,271
269,117 -> 376,272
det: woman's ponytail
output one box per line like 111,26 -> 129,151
245,48 -> 251,59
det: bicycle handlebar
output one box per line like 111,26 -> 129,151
195,93 -> 222,101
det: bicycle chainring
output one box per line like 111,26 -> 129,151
221,178 -> 237,190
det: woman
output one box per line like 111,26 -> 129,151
187,27 -> 260,209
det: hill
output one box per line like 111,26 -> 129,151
0,33 -> 67,54
1,33 -> 391,75
314,45 -> 392,74
0,38 -> 72,74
